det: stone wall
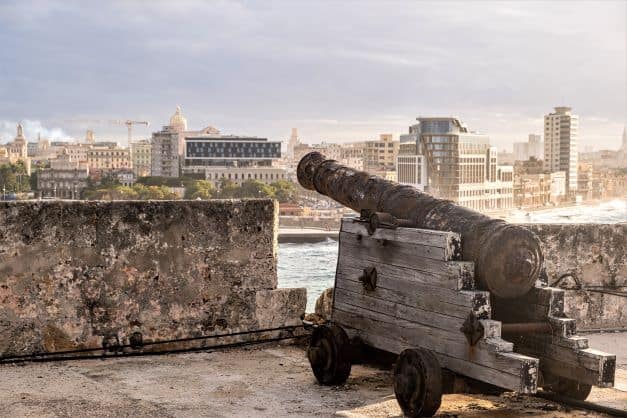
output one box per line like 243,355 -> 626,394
524,223 -> 626,330
0,200 -> 306,359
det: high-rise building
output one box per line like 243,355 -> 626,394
412,117 -> 513,211
544,106 -> 578,192
151,106 -> 188,178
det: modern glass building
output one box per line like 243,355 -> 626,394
411,117 -> 513,211
185,135 -> 281,167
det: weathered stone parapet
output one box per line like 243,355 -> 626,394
523,223 -> 626,330
0,200 -> 306,358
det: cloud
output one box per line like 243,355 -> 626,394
0,120 -> 69,143
0,1 -> 624,150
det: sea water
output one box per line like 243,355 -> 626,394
277,199 -> 627,311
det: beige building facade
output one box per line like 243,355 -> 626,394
188,166 -> 287,187
364,134 -> 399,171
131,139 -> 152,177
87,145 -> 131,172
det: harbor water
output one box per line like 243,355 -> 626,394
278,199 -> 627,312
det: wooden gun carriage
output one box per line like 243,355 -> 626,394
297,153 -> 616,417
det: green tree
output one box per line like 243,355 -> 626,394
134,184 -> 179,200
217,178 -> 239,198
270,180 -> 297,203
0,162 -> 31,194
100,174 -> 120,188
234,180 -> 275,199
185,180 -> 215,199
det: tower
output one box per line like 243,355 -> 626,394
544,107 -> 578,192
86,130 -> 95,144
287,128 -> 300,161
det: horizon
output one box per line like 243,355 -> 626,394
1,1 -> 625,151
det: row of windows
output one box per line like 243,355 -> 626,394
187,142 -> 280,159
207,172 -> 286,181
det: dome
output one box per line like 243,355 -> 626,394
169,105 -> 188,131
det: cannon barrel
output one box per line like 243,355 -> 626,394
297,152 -> 543,299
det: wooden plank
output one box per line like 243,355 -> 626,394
513,334 -> 615,387
539,356 -> 615,388
341,220 -> 462,260
334,288 -> 469,333
333,308 -> 532,371
339,231 -> 472,276
339,253 -> 474,291
336,313 -> 538,393
334,263 -> 490,319
341,324 -> 530,392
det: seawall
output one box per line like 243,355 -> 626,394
0,200 -> 306,358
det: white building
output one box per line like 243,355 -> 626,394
198,166 -> 287,187
544,107 -> 578,192
396,155 -> 427,191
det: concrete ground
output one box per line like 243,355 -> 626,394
0,333 -> 625,417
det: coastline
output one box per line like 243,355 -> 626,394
278,198 -> 627,241
278,227 -> 339,243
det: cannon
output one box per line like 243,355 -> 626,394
298,152 -> 542,299
300,153 -> 616,417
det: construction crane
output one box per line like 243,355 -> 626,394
110,120 -> 150,144
65,119 -> 150,144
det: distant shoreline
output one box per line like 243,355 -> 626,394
278,198 -> 626,241
278,228 -> 339,243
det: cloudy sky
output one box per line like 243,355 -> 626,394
0,1 -> 625,151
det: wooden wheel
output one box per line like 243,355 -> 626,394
307,324 -> 352,385
393,348 -> 443,417
544,375 -> 592,400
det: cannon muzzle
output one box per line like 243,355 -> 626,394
297,152 -> 543,299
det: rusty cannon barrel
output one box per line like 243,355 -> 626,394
297,152 -> 543,299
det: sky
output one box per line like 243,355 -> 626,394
0,0 -> 625,151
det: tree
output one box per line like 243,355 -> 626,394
270,180 -> 297,203
0,163 -> 31,194
134,184 -> 178,200
216,178 -> 239,198
184,180 -> 215,199
100,174 -> 120,188
234,180 -> 275,199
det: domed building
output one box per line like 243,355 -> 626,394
169,106 -> 188,132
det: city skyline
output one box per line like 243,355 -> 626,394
1,1 -> 625,150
